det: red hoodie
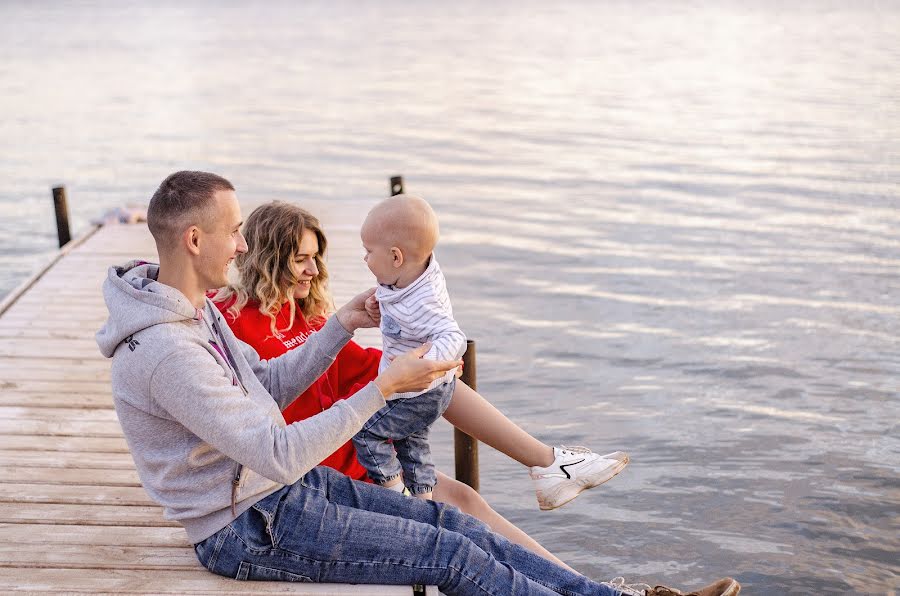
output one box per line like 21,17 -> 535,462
214,296 -> 381,482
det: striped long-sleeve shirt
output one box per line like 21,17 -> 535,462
376,255 -> 466,399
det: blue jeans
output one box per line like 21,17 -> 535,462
193,466 -> 619,595
353,378 -> 455,494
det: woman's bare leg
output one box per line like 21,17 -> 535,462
442,380 -> 555,468
432,471 -> 576,573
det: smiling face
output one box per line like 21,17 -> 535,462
197,189 -> 247,290
290,228 -> 321,300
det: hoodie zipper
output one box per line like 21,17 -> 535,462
200,311 -> 248,396
199,307 -> 248,515
231,465 -> 242,516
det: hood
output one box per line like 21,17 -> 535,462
95,260 -> 201,357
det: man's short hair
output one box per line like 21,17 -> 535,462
147,171 -> 235,250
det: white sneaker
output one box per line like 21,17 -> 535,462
530,446 -> 629,510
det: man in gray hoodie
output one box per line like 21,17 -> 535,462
95,171 -> 740,596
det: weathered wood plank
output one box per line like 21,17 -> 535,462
0,392 -> 113,409
0,523 -> 187,546
0,502 -> 174,526
0,419 -> 122,437
0,543 -> 198,570
0,435 -> 128,453
0,568 -> 415,594
0,406 -> 118,421
0,483 -> 155,506
0,358 -> 111,378
0,451 -> 135,468
0,466 -> 139,486
0,340 -> 106,360
0,362 -> 110,382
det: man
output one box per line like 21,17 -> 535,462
96,170 -> 739,596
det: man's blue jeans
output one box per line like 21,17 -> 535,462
193,466 -> 619,595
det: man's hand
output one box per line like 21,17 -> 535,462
364,293 -> 381,325
335,288 -> 379,333
374,343 -> 463,399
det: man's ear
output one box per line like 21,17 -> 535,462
185,226 -> 202,256
391,246 -> 404,268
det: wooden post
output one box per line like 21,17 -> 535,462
51,186 -> 71,248
390,176 -> 405,196
455,339 -> 479,491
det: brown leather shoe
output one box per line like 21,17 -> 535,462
648,577 -> 741,596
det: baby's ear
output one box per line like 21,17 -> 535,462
391,246 -> 404,267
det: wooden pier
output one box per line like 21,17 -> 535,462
0,199 -> 434,594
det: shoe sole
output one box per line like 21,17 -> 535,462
720,578 -> 741,596
537,452 -> 629,511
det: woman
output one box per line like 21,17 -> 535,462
212,200 -> 628,569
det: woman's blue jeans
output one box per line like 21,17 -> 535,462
193,466 -> 619,595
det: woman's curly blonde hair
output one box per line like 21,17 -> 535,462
214,201 -> 332,337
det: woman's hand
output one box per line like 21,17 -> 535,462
335,288 -> 379,332
374,343 -> 463,399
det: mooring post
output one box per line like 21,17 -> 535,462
51,186 -> 71,248
390,176 -> 405,196
456,339 -> 480,491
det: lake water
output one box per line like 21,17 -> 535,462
2,1 -> 898,593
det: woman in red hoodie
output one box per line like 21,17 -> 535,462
213,201 -> 628,568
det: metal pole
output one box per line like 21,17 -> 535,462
52,186 -> 71,248
455,339 -> 479,491
390,176 -> 405,196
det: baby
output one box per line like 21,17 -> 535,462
353,194 -> 631,508
352,194 -> 465,499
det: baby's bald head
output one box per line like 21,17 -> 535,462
361,194 -> 439,262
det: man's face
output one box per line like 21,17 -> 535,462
198,189 -> 247,290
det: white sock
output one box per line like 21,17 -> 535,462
383,481 -> 405,493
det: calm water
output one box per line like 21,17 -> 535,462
2,1 -> 899,592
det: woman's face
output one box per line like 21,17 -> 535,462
290,228 -> 320,300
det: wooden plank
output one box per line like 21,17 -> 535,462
0,393 -> 113,409
0,328 -> 102,340
0,406 -> 118,421
0,358 -> 111,378
0,523 -> 188,547
0,483 -> 155,506
0,466 -> 140,486
0,502 -> 174,526
0,451 -> 135,468
0,543 -> 198,570
0,340 -> 106,360
0,568 -> 415,594
0,419 -> 122,437
0,379 -> 110,392
0,435 -> 128,453
0,370 -> 112,384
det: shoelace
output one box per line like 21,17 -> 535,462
558,444 -> 593,456
603,576 -> 652,595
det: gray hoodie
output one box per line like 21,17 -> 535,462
96,261 -> 386,543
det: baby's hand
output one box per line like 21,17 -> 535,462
365,293 -> 381,325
